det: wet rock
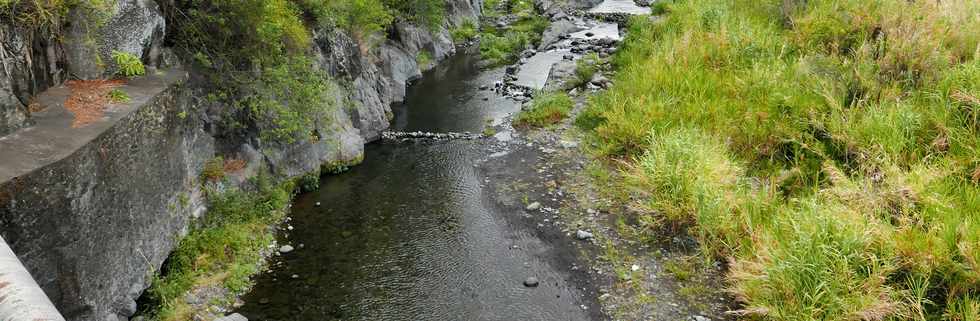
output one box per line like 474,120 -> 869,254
563,54 -> 574,61
521,49 -> 537,58
576,230 -> 594,240
585,32 -> 595,37
279,245 -> 294,253
526,202 -> 542,211
505,65 -> 519,75
523,277 -> 540,287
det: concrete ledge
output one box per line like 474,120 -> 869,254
0,69 -> 187,184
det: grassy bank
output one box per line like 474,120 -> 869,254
142,173 -> 294,321
579,0 -> 980,319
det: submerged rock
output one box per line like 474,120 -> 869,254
524,277 -> 540,287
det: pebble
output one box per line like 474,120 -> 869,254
526,202 -> 541,211
523,277 -> 540,287
291,274 -> 299,279
279,245 -> 294,253
576,230 -> 594,240
315,202 -> 321,207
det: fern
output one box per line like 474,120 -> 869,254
111,50 -> 145,77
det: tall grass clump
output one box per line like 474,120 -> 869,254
514,92 -> 573,127
581,0 -> 980,319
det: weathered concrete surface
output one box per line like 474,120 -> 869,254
0,70 -> 186,183
514,51 -> 567,90
588,0 -> 652,15
0,73 -> 214,321
0,235 -> 66,321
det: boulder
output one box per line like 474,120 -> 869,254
65,0 -> 166,79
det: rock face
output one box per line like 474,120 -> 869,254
64,0 -> 166,79
0,1 -> 481,320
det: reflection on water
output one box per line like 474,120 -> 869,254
237,51 -> 596,321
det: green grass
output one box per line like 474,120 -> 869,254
569,52 -> 601,89
451,19 -> 479,42
514,92 -> 574,128
580,0 -> 980,319
143,173 -> 293,321
478,0 -> 549,66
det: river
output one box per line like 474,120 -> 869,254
236,49 -> 601,321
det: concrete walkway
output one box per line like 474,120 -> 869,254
588,0 -> 652,15
0,69 -> 186,184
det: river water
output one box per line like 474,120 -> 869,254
237,50 -> 600,320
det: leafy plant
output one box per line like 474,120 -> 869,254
451,19 -> 479,42
106,88 -> 130,103
111,50 -> 145,77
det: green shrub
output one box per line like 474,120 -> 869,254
514,92 -> 573,127
112,50 -> 145,77
299,0 -> 393,46
451,19 -> 479,42
384,0 -> 445,31
201,157 -> 225,183
416,51 -> 433,69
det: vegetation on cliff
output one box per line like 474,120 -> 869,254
479,0 -> 549,66
143,173 -> 294,321
579,0 -> 980,319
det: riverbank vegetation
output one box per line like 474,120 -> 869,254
142,173 -> 294,321
579,0 -> 980,319
515,92 -> 573,127
479,0 -> 549,66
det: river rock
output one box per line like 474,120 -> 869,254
279,245 -> 294,253
523,277 -> 540,287
576,230 -> 594,240
526,202 -> 542,211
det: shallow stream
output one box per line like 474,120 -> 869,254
237,50 -> 600,321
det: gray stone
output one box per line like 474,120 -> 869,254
279,245 -> 294,253
576,230 -> 594,240
523,277 -> 540,287
214,313 -> 248,321
65,0 -> 166,79
526,202 -> 542,211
